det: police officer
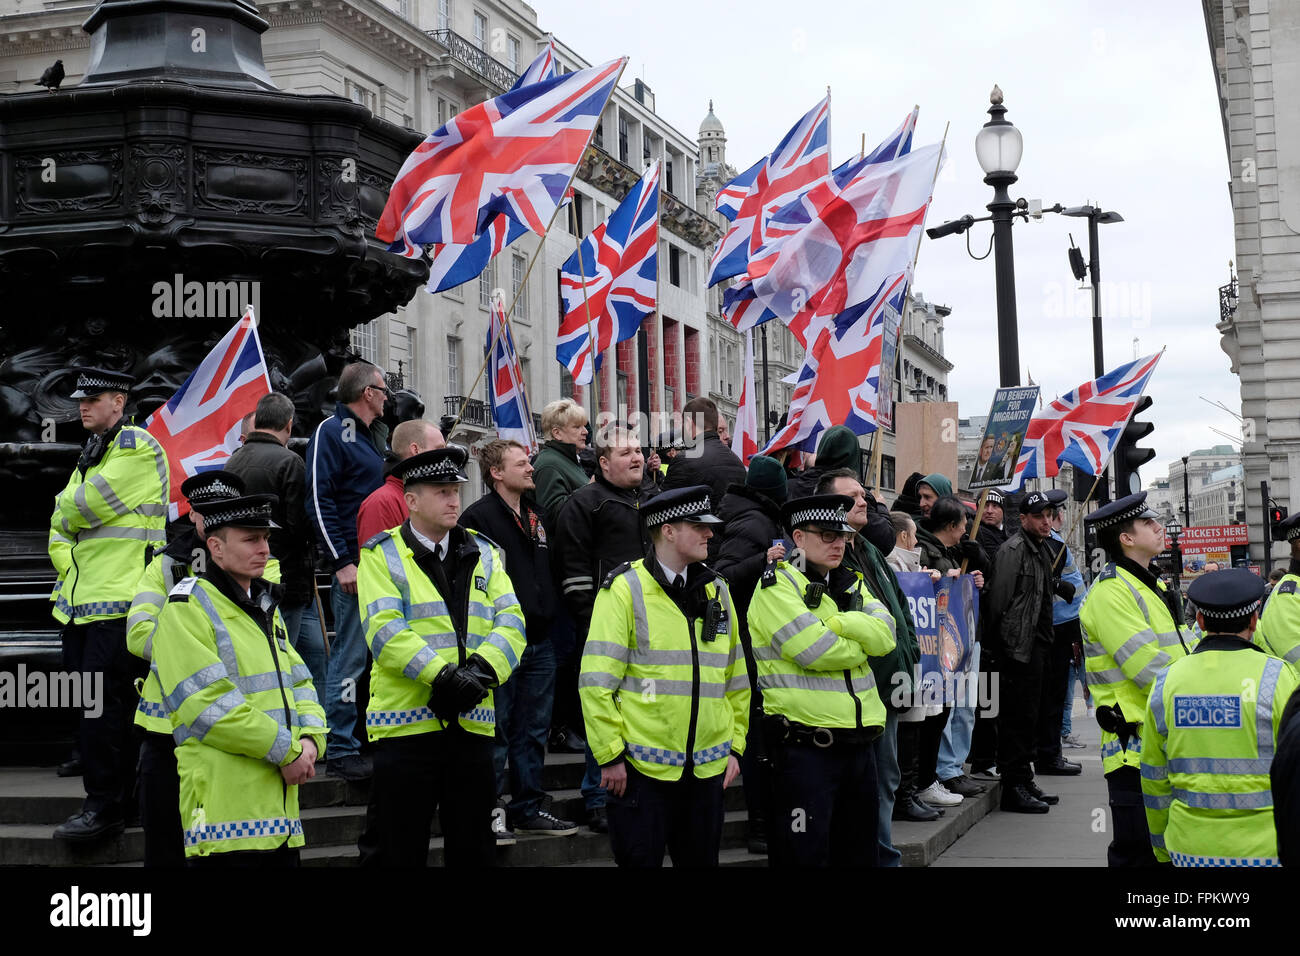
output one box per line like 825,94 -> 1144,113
580,486 -> 749,867
356,446 -> 526,867
50,368 -> 169,842
1256,513 -> 1300,670
1141,568 -> 1299,866
127,470 -> 283,867
748,494 -> 897,867
1079,492 -> 1193,866
152,493 -> 325,866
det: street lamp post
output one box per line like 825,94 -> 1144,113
975,85 -> 1024,388
1166,515 -> 1184,600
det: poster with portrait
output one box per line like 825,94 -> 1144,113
896,572 -> 980,707
876,298 -> 904,432
968,385 -> 1040,489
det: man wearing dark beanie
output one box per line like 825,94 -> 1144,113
714,455 -> 789,853
787,425 -> 863,499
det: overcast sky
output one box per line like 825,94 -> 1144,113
538,0 -> 1240,481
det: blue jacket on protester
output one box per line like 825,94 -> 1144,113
1049,529 -> 1086,625
305,402 -> 387,572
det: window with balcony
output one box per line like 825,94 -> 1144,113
472,11 -> 487,50
512,253 -> 528,320
437,0 -> 452,31
447,336 -> 461,396
351,319 -> 378,363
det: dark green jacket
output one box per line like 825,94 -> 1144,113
532,440 -> 589,527
845,535 -> 921,711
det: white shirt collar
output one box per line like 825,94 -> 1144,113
657,557 -> 687,586
411,525 -> 449,559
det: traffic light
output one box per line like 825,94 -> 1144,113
1271,504 -> 1289,541
1113,395 -> 1155,497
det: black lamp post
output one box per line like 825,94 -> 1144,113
1165,515 -> 1184,598
975,85 -> 1024,388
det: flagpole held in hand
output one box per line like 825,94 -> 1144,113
960,488 -> 990,575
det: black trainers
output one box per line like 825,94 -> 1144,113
515,810 -> 579,836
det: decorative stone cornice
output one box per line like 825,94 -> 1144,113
261,0 -> 434,68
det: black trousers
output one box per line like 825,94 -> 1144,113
367,726 -> 496,867
187,843 -> 300,868
62,619 -> 146,816
1036,619 -> 1078,765
548,606 -> 583,735
768,740 -> 879,867
896,719 -> 920,796
1106,766 -> 1160,867
915,707 -> 951,790
137,731 -> 184,868
969,644 -> 999,771
606,763 -> 726,867
996,638 -> 1048,787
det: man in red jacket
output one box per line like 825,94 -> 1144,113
356,419 -> 444,544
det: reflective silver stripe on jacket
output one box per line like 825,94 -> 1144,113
377,536 -> 410,611
1170,788 -> 1273,810
1149,669 -> 1169,737
618,676 -> 727,699
77,525 -> 166,544
1167,757 -> 1274,775
1256,657 -> 1283,762
759,672 -> 877,694
621,567 -> 651,654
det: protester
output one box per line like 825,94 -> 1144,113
786,424 -> 862,499
1042,490 -> 1088,759
661,395 -> 745,502
226,392 -> 324,687
461,439 -> 577,838
532,398 -> 590,525
552,424 -> 653,832
891,472 -> 926,516
969,489 -> 1009,779
986,491 -> 1059,814
305,361 -> 390,781
713,455 -> 788,854
819,470 -> 921,866
355,418 -> 445,543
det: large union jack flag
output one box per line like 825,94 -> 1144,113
708,95 -> 831,288
144,309 -> 272,519
762,273 -> 907,456
557,161 -> 659,385
1006,351 -> 1165,489
486,296 -> 538,454
377,56 -> 624,254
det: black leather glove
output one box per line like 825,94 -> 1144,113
428,663 -> 489,721
461,654 -> 499,690
1055,580 -> 1076,604
958,539 -> 982,566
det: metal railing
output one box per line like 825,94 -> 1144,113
444,395 -> 494,429
427,29 -> 520,93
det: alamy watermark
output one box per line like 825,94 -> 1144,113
151,274 -> 260,320
0,665 -> 101,717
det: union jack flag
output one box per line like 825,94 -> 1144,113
762,273 -> 907,456
486,296 -> 538,454
731,328 -> 759,465
1005,351 -> 1165,489
513,36 -> 558,90
144,309 -> 272,520
557,161 -> 659,385
377,56 -> 624,254
708,95 -> 831,287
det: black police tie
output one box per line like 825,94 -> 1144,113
673,574 -> 685,590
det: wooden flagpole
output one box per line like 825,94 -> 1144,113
451,57 -> 629,433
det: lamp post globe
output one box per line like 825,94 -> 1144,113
975,85 -> 1024,181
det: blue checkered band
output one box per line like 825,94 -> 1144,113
1169,852 -> 1280,868
791,505 -> 848,526
136,699 -> 168,719
625,740 -> 732,767
366,706 -> 495,727
55,595 -> 131,619
645,494 -> 713,528
692,741 -> 733,764
184,816 -> 303,847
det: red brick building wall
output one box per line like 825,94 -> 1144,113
684,327 -> 700,399
663,317 -> 681,412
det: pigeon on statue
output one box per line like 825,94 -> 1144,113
37,60 -> 65,92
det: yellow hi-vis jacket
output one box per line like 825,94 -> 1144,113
357,522 -> 526,740
152,570 -> 326,858
580,560 -> 750,781
127,538 -> 280,735
1140,638 -> 1298,866
1256,572 -> 1300,672
49,422 -> 170,624
747,561 -> 896,731
1079,562 -> 1192,775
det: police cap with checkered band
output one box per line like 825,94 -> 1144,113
181,470 -> 245,507
781,494 -> 855,534
392,445 -> 470,486
192,493 -> 280,534
1186,568 -> 1266,622
641,485 -> 723,529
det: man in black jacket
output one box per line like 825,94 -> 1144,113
225,391 -> 323,687
713,455 -> 788,853
462,440 -> 578,837
969,489 -> 1009,778
986,491 -> 1057,813
662,396 -> 745,504
551,424 -> 653,831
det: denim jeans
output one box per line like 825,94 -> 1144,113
326,577 -> 368,759
493,640 -> 557,821
935,642 -> 980,782
281,598 -> 327,693
874,709 -> 901,867
1062,658 -> 1085,737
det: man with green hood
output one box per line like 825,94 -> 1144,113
787,425 -> 865,499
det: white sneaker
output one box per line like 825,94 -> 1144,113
917,781 -> 964,807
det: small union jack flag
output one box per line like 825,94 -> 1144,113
377,56 -> 624,254
144,309 -> 272,519
486,296 -> 538,454
1006,351 -> 1165,489
731,328 -> 760,465
557,162 -> 659,386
